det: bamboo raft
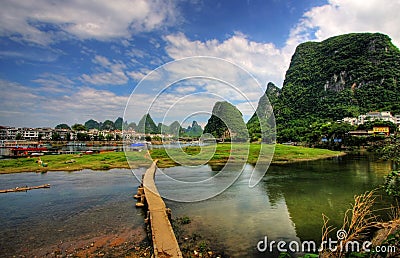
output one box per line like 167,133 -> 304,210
0,184 -> 50,193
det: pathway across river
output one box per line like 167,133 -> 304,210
136,160 -> 183,258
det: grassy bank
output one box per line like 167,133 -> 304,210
0,144 -> 345,174
0,151 -> 151,174
150,143 -> 345,167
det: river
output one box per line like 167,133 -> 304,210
0,153 -> 395,257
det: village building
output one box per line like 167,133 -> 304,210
343,111 -> 399,128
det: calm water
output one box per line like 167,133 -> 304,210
160,153 -> 394,257
0,153 -> 394,257
0,169 -> 147,256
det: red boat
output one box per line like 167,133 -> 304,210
10,147 -> 48,157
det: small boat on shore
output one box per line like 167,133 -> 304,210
8,147 -> 48,158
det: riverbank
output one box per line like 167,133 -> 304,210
0,144 -> 345,174
27,227 -> 152,258
149,144 -> 346,167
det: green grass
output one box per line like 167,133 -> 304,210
0,151 -> 150,174
0,144 -> 345,173
149,143 -> 344,167
272,144 -> 345,163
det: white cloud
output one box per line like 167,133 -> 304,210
0,79 -> 128,127
93,55 -> 112,67
46,87 -> 127,112
124,90 -> 221,125
0,80 -> 42,109
81,55 -> 129,85
123,56 -> 270,127
81,72 -> 128,86
174,86 -> 196,94
0,78 -> 81,126
164,32 -> 287,87
43,87 -> 129,125
0,0 -> 179,45
127,69 -> 153,81
0,79 -> 52,126
288,0 -> 400,48
32,73 -> 75,93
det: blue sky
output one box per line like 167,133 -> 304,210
1,0 -> 400,128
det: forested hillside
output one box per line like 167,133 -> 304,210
204,101 -> 248,141
269,33 -> 400,142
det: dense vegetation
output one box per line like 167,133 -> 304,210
136,113 -> 159,134
185,121 -> 203,137
246,82 -> 278,143
55,117 -> 126,131
271,33 -> 400,142
203,101 -> 248,141
55,123 -> 71,130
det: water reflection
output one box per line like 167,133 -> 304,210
0,169 -> 147,256
161,154 -> 393,257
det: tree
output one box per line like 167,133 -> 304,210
246,88 -> 276,143
137,114 -> 158,134
185,121 -> 203,137
84,119 -> 100,130
123,121 -> 128,130
114,117 -> 123,130
106,134 -> 114,141
158,123 -> 170,134
127,122 -> 137,131
101,120 -> 115,130
204,101 -> 248,142
55,123 -> 71,130
72,123 -> 87,131
152,135 -> 162,142
77,132 -> 90,141
52,132 -> 61,141
169,121 -> 183,136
